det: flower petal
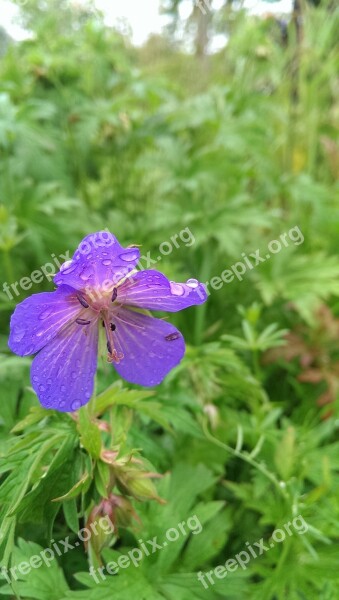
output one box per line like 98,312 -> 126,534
8,285 -> 81,356
112,307 -> 185,386
117,270 -> 207,312
54,231 -> 140,291
31,319 -> 99,412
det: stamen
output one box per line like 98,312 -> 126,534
111,288 -> 118,302
110,323 -> 116,331
165,332 -> 180,341
76,293 -> 89,308
76,318 -> 91,325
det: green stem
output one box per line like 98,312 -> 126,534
202,419 -> 289,501
2,250 -> 14,285
194,250 -> 210,346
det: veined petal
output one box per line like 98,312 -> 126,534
112,307 -> 185,386
31,318 -> 99,412
54,231 -> 140,291
8,285 -> 81,356
117,270 -> 207,312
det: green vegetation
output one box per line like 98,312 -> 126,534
0,1 -> 338,598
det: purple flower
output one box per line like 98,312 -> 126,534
8,232 -> 207,412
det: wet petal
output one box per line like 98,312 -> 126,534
31,319 -> 99,412
113,307 -> 185,386
117,270 -> 207,312
54,231 -> 140,291
8,285 -> 81,356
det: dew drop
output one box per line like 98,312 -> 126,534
119,250 -> 139,262
39,385 -> 46,392
79,266 -> 92,281
170,282 -> 185,296
60,385 -> 66,392
39,308 -> 53,321
12,325 -> 25,343
71,371 -> 77,380
32,375 -> 39,382
60,260 -> 77,274
186,278 -> 199,289
59,400 -> 66,408
36,329 -> 46,337
71,400 -> 82,411
102,259 -> 112,266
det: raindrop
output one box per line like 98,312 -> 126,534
71,371 -> 77,380
186,278 -> 199,289
170,282 -> 185,296
36,329 -> 46,337
12,325 -> 25,343
59,400 -> 66,408
79,266 -> 92,281
71,400 -> 82,411
60,385 -> 66,392
102,259 -> 112,266
32,375 -> 39,382
39,308 -> 53,321
60,261 -> 77,275
39,385 -> 46,392
119,250 -> 139,262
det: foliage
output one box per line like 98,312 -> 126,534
0,0 -> 338,598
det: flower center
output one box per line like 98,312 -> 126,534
76,287 -> 123,364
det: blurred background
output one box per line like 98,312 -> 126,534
0,0 -> 339,598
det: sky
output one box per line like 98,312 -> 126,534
0,0 -> 293,44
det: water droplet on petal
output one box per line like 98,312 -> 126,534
59,400 -> 66,408
60,260 -> 77,274
186,278 -> 199,289
36,329 -> 46,337
119,250 -> 139,262
39,308 -> 53,320
39,385 -> 46,392
170,282 -> 185,296
71,371 -> 77,380
32,375 -> 39,382
71,400 -> 81,411
12,325 -> 26,343
79,265 -> 92,281
60,385 -> 66,392
102,259 -> 112,266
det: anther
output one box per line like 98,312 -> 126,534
76,293 -> 89,308
110,323 -> 116,331
165,332 -> 180,341
76,318 -> 91,325
107,341 -> 112,353
111,288 -> 118,302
